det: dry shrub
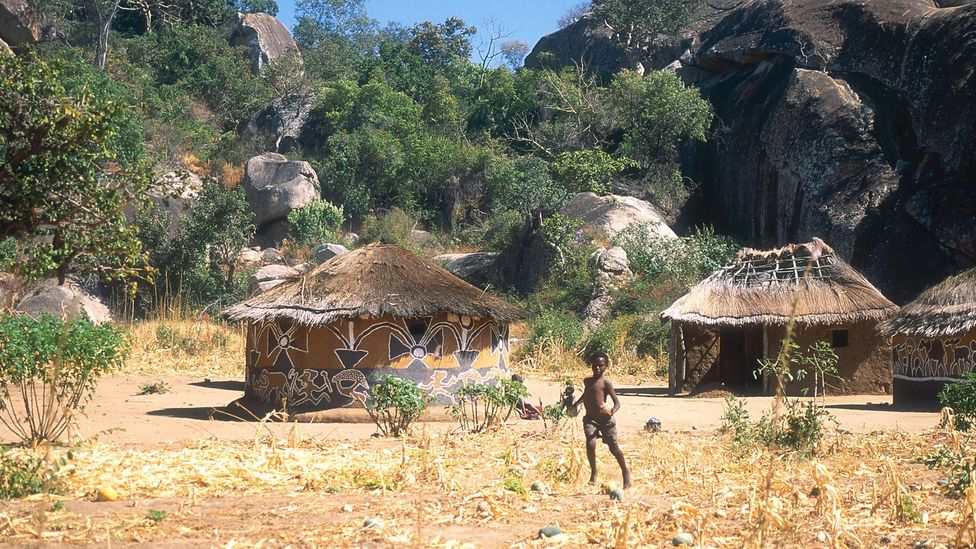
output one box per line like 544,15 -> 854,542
219,162 -> 244,189
124,317 -> 244,376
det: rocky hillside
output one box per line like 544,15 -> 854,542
528,0 -> 976,303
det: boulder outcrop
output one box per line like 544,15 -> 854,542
525,14 -> 636,76
433,252 -> 499,287
242,153 -> 320,227
229,12 -> 300,74
248,264 -> 300,297
0,0 -> 42,50
16,279 -> 111,323
560,192 -> 678,240
528,0 -> 976,302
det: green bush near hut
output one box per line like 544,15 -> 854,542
451,378 -> 528,433
0,314 -> 130,444
366,375 -> 434,437
939,373 -> 976,431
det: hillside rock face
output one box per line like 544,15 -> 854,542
242,153 -> 320,241
0,0 -> 42,49
229,12 -> 300,74
529,0 -> 976,302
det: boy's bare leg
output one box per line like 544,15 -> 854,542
586,438 -> 598,484
607,441 -> 633,489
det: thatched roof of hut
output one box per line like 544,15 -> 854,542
879,267 -> 976,338
223,243 -> 526,325
661,238 -> 897,327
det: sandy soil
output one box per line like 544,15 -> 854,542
0,375 -> 958,548
4,375 -> 939,447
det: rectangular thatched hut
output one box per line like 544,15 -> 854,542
222,243 -> 526,411
660,238 -> 898,396
879,267 -> 976,405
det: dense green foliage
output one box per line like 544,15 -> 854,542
0,448 -> 72,499
0,315 -> 129,443
0,51 -> 149,286
452,379 -> 529,433
940,373 -> 976,431
366,375 -> 434,437
286,199 -> 345,248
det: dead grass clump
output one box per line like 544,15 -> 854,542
219,162 -> 244,189
124,318 -> 244,376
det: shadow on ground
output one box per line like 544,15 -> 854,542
188,380 -> 246,392
615,387 -> 670,397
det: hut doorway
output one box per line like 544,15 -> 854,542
717,326 -> 765,393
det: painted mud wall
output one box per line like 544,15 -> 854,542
244,313 -> 511,410
892,329 -> 976,403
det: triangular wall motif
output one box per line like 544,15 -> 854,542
389,333 -> 411,360
453,350 -> 480,369
335,348 -> 369,369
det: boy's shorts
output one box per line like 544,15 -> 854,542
583,415 -> 618,444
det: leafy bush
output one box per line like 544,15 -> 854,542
527,308 -> 584,353
366,376 -> 434,437
0,448 -> 72,499
614,224 -> 737,286
549,149 -> 636,195
939,373 -> 976,431
287,199 -> 345,248
451,379 -> 528,433
0,237 -> 16,270
721,394 -> 834,459
361,208 -> 422,249
921,446 -> 974,497
0,314 -> 129,443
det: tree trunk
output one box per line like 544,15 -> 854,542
92,1 -> 121,70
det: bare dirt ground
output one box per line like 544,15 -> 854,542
0,375 -> 968,548
12,375 -> 941,446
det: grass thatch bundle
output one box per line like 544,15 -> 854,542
661,238 -> 897,326
880,267 -> 976,338
222,243 -> 525,325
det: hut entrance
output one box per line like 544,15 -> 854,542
717,326 -> 765,393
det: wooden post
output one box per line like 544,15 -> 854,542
669,323 -> 677,396
762,324 -> 769,395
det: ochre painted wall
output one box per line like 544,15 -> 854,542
244,313 -> 511,410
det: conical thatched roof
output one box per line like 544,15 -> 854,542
661,238 -> 897,327
879,267 -> 976,338
223,243 -> 526,325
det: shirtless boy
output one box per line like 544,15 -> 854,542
574,352 -> 632,489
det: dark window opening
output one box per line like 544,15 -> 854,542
832,330 -> 849,348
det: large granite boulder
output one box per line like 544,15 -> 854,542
582,246 -> 634,330
16,279 -> 111,323
314,243 -> 349,263
433,252 -> 499,287
229,12 -> 300,74
560,192 -> 678,240
0,0 -> 42,50
524,14 -> 637,76
247,264 -> 300,297
242,153 -> 320,227
239,94 -> 314,154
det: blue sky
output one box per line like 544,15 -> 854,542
275,1 -> 583,56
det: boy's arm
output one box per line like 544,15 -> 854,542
607,380 -> 621,415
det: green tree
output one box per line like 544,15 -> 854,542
287,199 -> 345,248
549,149 -> 637,195
594,0 -> 703,50
182,182 -> 255,293
0,52 -> 149,286
235,0 -> 279,16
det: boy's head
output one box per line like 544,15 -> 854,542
588,352 -> 609,376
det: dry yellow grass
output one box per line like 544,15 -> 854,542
0,423 -> 969,547
123,318 -> 245,377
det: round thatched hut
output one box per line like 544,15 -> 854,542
661,238 -> 898,396
879,267 -> 976,405
222,243 -> 526,410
